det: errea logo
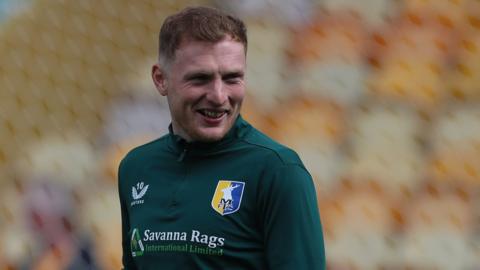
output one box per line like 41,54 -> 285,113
131,182 -> 149,206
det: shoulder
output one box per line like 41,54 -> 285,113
126,134 -> 169,159
240,124 -> 305,169
119,134 -> 170,174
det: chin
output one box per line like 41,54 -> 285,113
194,127 -> 228,142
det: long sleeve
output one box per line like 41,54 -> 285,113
118,159 -> 136,270
258,164 -> 326,270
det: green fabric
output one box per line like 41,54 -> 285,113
118,115 -> 326,269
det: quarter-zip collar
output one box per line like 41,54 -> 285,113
167,115 -> 250,161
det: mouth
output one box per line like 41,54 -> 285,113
197,109 -> 229,119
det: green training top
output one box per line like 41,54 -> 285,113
118,115 -> 326,270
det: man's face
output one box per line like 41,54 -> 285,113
152,37 -> 246,142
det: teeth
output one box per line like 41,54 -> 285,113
202,110 -> 224,118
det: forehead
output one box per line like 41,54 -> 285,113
172,37 -> 246,71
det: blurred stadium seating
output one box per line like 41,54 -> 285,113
1,0 -> 479,269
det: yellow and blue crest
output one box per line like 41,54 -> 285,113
211,180 -> 245,216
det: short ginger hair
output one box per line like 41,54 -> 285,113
158,6 -> 248,67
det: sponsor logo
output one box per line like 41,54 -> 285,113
131,228 -> 144,257
131,181 -> 149,206
131,228 -> 225,257
211,180 -> 245,216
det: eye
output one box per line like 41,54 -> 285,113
225,78 -> 241,85
223,73 -> 243,85
188,74 -> 211,85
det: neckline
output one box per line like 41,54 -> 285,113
167,115 -> 249,158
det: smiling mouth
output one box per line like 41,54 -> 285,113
198,109 -> 228,119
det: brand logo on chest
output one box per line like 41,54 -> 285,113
131,181 -> 149,206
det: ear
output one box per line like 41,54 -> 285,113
152,63 -> 168,96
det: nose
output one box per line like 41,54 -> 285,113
207,77 -> 227,105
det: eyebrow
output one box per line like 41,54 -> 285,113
183,70 -> 244,81
183,71 -> 214,81
221,70 -> 244,79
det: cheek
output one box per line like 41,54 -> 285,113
168,89 -> 195,108
229,87 -> 245,103
178,85 -> 206,101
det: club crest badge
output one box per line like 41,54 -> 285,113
211,180 -> 245,216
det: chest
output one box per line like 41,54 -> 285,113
125,156 -> 264,255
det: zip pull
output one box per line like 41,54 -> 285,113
177,148 -> 187,162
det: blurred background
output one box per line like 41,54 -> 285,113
1,0 -> 480,269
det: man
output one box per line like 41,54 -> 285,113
118,6 -> 326,269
